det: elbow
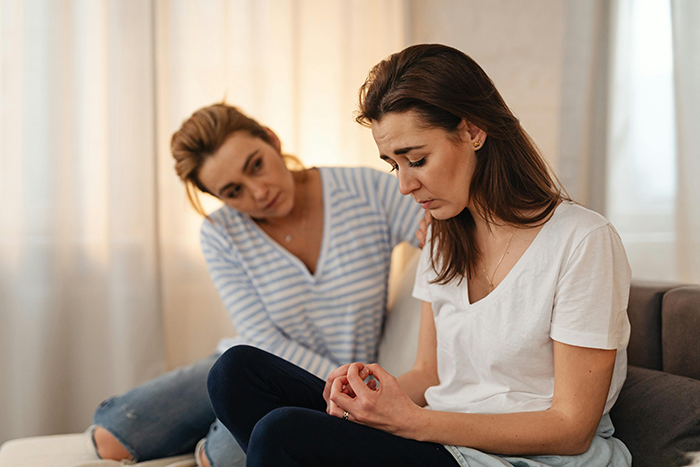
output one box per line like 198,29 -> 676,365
557,427 -> 596,456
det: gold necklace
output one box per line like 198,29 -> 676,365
481,228 -> 516,293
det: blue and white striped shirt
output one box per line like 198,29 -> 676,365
201,166 -> 422,379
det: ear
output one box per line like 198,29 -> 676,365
458,120 -> 487,150
264,127 -> 282,153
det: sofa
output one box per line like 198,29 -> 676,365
1,250 -> 699,467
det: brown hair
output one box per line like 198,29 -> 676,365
171,102 -> 302,217
357,44 -> 567,285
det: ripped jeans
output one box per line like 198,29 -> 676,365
93,354 -> 245,467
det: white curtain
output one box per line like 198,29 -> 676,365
559,0 -> 700,284
0,0 -> 405,443
557,0 -> 611,214
671,0 -> 700,284
0,0 -> 163,442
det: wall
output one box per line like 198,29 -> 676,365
406,0 -> 566,168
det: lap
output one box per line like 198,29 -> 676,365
249,406 -> 459,467
208,346 -> 458,467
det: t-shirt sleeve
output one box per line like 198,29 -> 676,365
412,233 -> 433,303
372,169 -> 423,248
550,224 -> 632,350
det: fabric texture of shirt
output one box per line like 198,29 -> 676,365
202,166 -> 422,379
413,202 -> 632,416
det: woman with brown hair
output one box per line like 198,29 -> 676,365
207,45 -> 633,466
89,103 -> 423,467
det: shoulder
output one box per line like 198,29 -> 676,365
548,202 -> 616,244
320,166 -> 387,186
200,205 -> 246,243
546,203 -> 628,271
319,166 -> 396,200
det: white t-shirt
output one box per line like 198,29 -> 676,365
413,202 -> 631,415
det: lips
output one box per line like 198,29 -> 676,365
416,198 -> 434,209
265,193 -> 280,210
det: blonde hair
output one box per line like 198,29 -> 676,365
171,102 -> 303,217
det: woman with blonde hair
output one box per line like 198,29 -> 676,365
90,103 -> 423,467
208,44 -> 632,467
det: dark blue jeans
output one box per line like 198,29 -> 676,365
207,345 -> 459,467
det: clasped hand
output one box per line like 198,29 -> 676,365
323,362 -> 419,437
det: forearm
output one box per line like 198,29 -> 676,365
397,368 -> 437,407
404,407 -> 597,456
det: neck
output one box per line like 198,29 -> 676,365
468,205 -> 510,240
262,170 -> 310,229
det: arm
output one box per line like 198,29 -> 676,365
396,301 -> 439,406
332,339 -> 616,456
201,220 -> 339,378
415,211 -> 432,248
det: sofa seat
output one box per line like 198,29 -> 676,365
0,432 -> 195,467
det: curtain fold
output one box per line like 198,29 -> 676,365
671,0 -> 700,284
0,0 -> 163,443
557,0 -> 612,213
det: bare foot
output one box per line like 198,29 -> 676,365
92,426 -> 131,461
200,448 -> 212,467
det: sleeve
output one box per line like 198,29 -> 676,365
372,169 -> 423,248
550,224 -> 632,350
200,219 -> 340,379
412,231 -> 433,303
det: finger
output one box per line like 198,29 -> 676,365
324,364 -> 351,401
346,363 -> 374,398
330,377 -> 356,411
367,379 -> 378,390
359,365 -> 370,380
365,363 -> 394,383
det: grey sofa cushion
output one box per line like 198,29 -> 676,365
662,285 -> 700,380
626,281 -> 678,371
610,366 -> 700,467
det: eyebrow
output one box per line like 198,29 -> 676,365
394,145 -> 425,155
217,150 -> 259,197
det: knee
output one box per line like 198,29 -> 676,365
92,426 -> 131,461
247,408 -> 308,462
207,346 -> 266,422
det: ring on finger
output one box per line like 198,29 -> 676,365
342,411 -> 349,421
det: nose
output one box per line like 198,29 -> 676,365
397,170 -> 420,196
249,181 -> 269,202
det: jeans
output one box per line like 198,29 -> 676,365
93,354 -> 245,467
207,345 -> 460,467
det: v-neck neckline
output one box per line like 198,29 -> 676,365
241,168 -> 330,284
464,203 -> 564,309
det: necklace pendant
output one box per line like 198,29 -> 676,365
284,234 -> 292,243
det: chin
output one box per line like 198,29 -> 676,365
429,206 -> 461,221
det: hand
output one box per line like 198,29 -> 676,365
323,363 -> 372,415
328,362 -> 420,438
416,210 -> 432,248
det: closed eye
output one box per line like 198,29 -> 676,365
380,155 -> 399,172
408,158 -> 425,168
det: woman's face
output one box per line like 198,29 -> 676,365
371,110 -> 485,220
197,130 -> 296,220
